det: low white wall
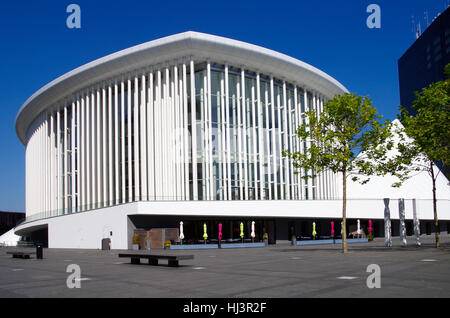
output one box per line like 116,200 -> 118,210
15,199 -> 450,249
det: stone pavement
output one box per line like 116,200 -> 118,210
0,235 -> 449,298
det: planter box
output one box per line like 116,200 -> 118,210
131,244 -> 139,250
220,243 -> 265,249
149,228 -> 179,249
169,242 -> 265,250
170,244 -> 219,250
296,238 -> 369,246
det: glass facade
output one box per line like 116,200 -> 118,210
24,59 -> 338,221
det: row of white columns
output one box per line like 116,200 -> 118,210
25,57 -> 339,219
195,65 -> 338,201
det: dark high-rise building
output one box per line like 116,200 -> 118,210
398,6 -> 450,113
0,211 -> 25,236
398,7 -> 450,180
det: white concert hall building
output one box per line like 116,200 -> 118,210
13,32 -> 449,249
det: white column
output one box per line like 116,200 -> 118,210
293,85 -> 302,200
251,78 -> 258,200
164,64 -> 170,199
173,61 -> 180,200
147,68 -> 155,200
220,71 -> 227,200
76,95 -> 81,211
263,82 -> 271,200
140,69 -> 148,201
120,75 -> 126,203
55,107 -> 60,214
96,84 -> 101,208
288,88 -> 295,200
102,82 -> 107,206
182,59 -> 189,200
190,57 -> 198,200
283,81 -> 290,200
85,91 -> 91,210
127,74 -> 133,202
279,81 -> 287,199
270,76 -> 278,200
236,73 -> 243,200
225,64 -> 232,200
64,99 -> 69,212
304,88 -> 312,199
44,113 -> 48,216
177,63 -> 185,200
202,72 -> 209,200
312,92 -> 318,200
71,97 -> 76,213
114,79 -> 120,204
50,109 -> 55,214
318,94 -> 325,200
155,66 -> 162,199
108,81 -> 113,205
90,87 -> 96,209
256,72 -> 265,199
241,68 -> 248,200
80,94 -> 85,211
207,60 -> 214,200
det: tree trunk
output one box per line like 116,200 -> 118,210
430,162 -> 439,248
342,170 -> 348,253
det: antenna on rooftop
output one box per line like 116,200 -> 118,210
425,10 -> 429,27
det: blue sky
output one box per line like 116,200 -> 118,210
0,0 -> 447,211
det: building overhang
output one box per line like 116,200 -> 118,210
15,31 -> 349,145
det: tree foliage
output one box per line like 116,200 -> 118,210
284,93 -> 393,183
394,77 -> 450,177
388,64 -> 450,248
284,93 -> 393,253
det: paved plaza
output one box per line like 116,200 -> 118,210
0,235 -> 449,298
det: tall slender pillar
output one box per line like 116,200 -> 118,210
412,198 -> 421,246
399,198 -> 407,247
241,68 -> 248,200
384,198 -> 392,247
225,64 -> 232,200
272,77 -> 279,200
140,70 -> 147,201
147,68 -> 155,200
190,57 -> 198,200
127,74 -> 133,202
120,75 -> 126,203
114,78 -> 120,204
256,72 -> 264,199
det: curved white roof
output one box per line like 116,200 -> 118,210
16,31 -> 349,144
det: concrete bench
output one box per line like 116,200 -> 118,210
7,251 -> 36,259
118,253 -> 194,267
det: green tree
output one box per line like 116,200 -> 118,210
283,93 -> 393,253
390,69 -> 450,248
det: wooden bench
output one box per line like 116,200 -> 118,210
118,253 -> 194,267
7,251 -> 36,259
